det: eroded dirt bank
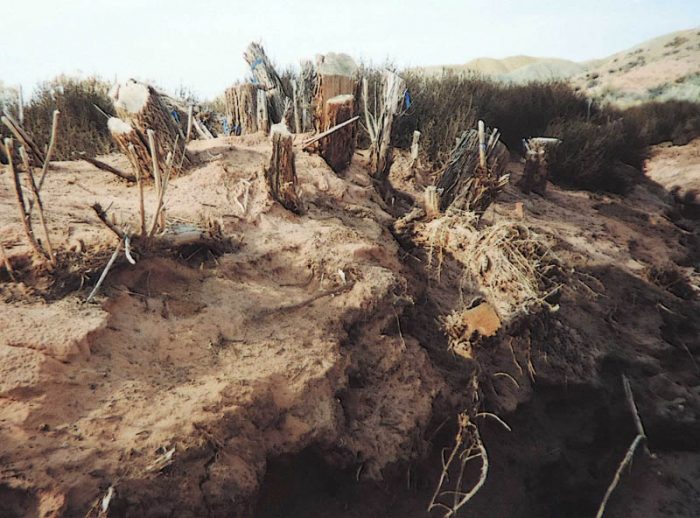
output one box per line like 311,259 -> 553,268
1,136 -> 699,517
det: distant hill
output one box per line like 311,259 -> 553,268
412,27 -> 700,106
573,28 -> 700,105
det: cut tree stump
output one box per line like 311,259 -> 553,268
297,60 -> 316,133
314,53 -> 358,131
225,83 -> 259,135
518,137 -> 561,195
318,94 -> 356,173
257,89 -> 270,134
244,42 -> 287,124
436,123 -> 510,214
266,128 -> 302,214
109,80 -> 193,177
313,53 -> 358,173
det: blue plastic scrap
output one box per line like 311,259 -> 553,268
404,89 -> 411,109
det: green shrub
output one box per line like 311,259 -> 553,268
23,75 -> 115,160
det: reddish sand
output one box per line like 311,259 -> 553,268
1,136 -> 699,517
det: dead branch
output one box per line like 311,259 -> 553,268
4,138 -> 46,259
86,239 -> 123,303
19,146 -> 55,265
79,155 -> 135,182
595,434 -> 645,518
1,112 -> 45,165
91,203 -> 127,241
595,375 -> 650,518
36,110 -> 60,192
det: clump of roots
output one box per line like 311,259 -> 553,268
427,211 -> 561,322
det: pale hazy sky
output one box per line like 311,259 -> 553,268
2,0 -> 699,99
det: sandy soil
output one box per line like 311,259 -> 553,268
1,136 -> 699,517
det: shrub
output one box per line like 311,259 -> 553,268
385,70 -> 700,193
620,100 -> 700,146
23,75 -> 115,160
545,118 -> 645,193
392,73 -> 591,165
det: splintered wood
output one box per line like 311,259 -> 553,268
367,70 -> 406,180
109,80 -> 192,178
266,129 -> 302,214
435,122 -> 510,215
244,42 -> 288,124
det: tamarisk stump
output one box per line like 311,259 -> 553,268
109,80 -> 192,176
518,137 -> 560,195
313,54 -> 358,172
244,43 -> 287,124
369,71 -> 406,181
225,83 -> 259,135
318,95 -> 356,173
297,60 -> 316,132
314,53 -> 358,130
108,117 -> 152,179
266,128 -> 302,213
436,124 -> 510,214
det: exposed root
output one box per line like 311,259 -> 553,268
428,411 -> 492,517
595,375 -> 651,518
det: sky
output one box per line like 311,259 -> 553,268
1,0 -> 699,100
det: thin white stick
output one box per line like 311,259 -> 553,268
36,110 -> 60,192
124,236 -> 136,265
86,240 -> 122,303
147,129 -> 161,196
20,146 -> 55,265
18,85 -> 24,125
478,120 -> 486,168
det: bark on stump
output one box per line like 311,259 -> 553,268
110,80 -> 193,177
518,137 -> 560,195
266,129 -> 302,213
319,95 -> 356,173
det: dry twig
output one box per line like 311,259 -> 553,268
595,375 -> 651,518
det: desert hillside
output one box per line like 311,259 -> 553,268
415,27 -> 700,104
